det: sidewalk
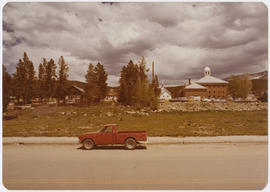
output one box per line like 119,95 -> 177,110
2,136 -> 268,145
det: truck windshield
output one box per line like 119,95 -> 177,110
97,127 -> 105,132
98,126 -> 113,133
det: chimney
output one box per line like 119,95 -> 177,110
188,78 -> 191,85
152,61 -> 155,82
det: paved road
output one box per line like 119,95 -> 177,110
2,143 -> 268,190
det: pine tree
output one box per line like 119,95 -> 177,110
3,65 -> 12,112
126,60 -> 139,104
13,59 -> 26,104
85,62 -> 108,104
152,75 -> 161,97
45,58 -> 57,99
38,62 -> 45,101
57,56 -> 69,104
24,53 -> 35,103
118,60 -> 139,105
85,63 -> 97,104
134,56 -> 157,109
94,62 -> 108,102
118,66 -> 128,104
118,57 -> 157,109
13,52 -> 35,104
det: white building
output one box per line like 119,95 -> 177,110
159,85 -> 172,100
104,88 -> 118,102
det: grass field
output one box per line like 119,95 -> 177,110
2,104 -> 268,137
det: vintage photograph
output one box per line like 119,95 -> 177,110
2,2 -> 268,190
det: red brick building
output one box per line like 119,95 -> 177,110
182,81 -> 207,98
182,67 -> 228,100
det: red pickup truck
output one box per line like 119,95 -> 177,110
78,124 -> 147,150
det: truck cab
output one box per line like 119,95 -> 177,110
95,124 -> 117,145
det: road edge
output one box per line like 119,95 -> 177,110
2,136 -> 268,145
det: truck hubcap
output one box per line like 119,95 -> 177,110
126,139 -> 136,149
84,140 -> 93,149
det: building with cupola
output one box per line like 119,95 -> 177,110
180,67 -> 228,100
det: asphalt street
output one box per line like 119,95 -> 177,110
2,143 -> 268,190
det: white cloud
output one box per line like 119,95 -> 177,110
3,2 -> 268,86
107,75 -> 120,86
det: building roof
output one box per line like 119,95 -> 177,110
160,87 -> 172,96
196,75 -> 228,84
73,86 -> 85,93
184,81 -> 207,89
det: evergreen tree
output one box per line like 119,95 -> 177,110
118,57 -> 157,109
13,59 -> 26,104
85,62 -> 108,103
133,56 -> 157,109
118,66 -> 128,104
3,65 -> 12,112
118,60 -> 138,105
57,56 -> 69,104
94,62 -> 108,102
45,58 -> 57,99
152,75 -> 161,97
24,53 -> 35,103
38,62 -> 46,101
85,63 -> 97,104
13,52 -> 35,104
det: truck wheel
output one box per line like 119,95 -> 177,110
83,139 -> 95,150
125,138 -> 137,150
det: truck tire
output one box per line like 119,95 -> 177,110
125,138 -> 137,150
83,139 -> 95,150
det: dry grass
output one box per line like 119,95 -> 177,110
3,104 -> 268,137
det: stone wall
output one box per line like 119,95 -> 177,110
158,102 -> 267,112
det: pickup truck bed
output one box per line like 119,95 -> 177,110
115,131 -> 147,144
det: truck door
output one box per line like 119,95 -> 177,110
97,126 -> 114,145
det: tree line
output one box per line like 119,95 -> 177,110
4,53 -> 71,106
3,53 -> 160,112
3,52 -> 108,111
4,52 -> 262,113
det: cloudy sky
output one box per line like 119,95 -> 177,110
3,2 -> 268,86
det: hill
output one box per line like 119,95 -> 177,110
223,71 -> 268,81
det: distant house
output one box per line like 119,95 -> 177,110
159,85 -> 172,100
104,88 -> 118,102
65,85 -> 86,104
